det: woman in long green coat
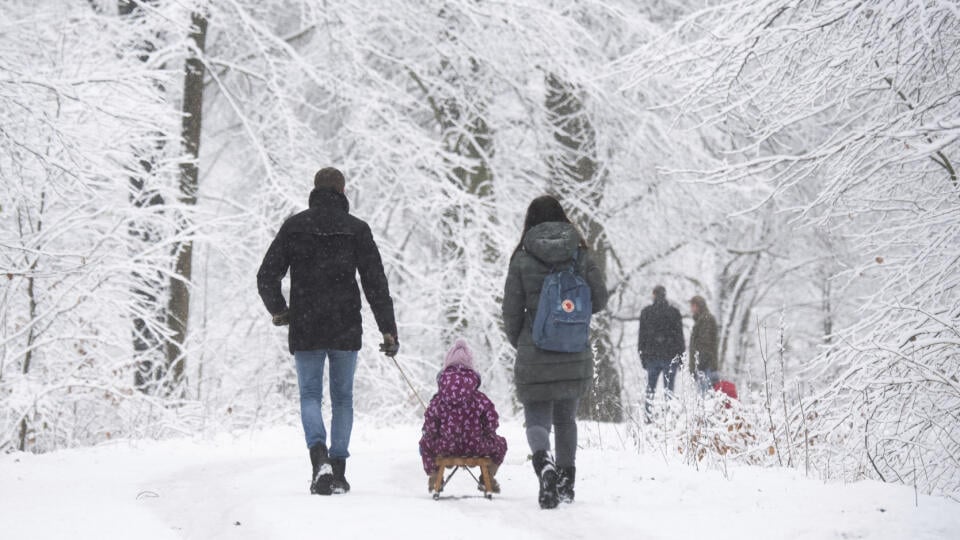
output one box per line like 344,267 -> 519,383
502,195 -> 608,509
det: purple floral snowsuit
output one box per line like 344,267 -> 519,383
419,364 -> 508,474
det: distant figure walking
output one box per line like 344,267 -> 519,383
637,285 -> 685,419
257,167 -> 399,496
688,295 -> 720,391
502,195 -> 608,509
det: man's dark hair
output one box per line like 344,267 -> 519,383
314,167 -> 345,192
653,285 -> 666,300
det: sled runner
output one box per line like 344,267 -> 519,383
432,456 -> 496,500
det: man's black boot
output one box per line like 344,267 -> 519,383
309,443 -> 333,495
330,458 -> 350,494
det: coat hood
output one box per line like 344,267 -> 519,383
522,222 -> 580,264
308,187 -> 349,213
436,364 -> 481,406
443,338 -> 475,371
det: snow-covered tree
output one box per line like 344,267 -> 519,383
0,0 -> 188,451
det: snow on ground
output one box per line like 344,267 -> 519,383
2,421 -> 958,540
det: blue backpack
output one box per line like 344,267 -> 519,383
532,252 -> 592,353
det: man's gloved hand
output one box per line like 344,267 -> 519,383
379,333 -> 399,357
272,310 -> 289,326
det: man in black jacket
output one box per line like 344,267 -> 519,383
257,167 -> 398,496
637,285 -> 685,420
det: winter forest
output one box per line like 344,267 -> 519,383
2,0 -> 959,522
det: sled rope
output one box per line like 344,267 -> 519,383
391,356 -> 428,410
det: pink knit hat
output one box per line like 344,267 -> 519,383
443,338 -> 475,370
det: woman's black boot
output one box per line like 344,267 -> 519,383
532,450 -> 559,509
557,466 -> 576,503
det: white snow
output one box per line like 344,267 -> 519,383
2,422 -> 957,540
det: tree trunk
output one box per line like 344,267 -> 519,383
166,11 -> 207,394
16,193 -> 44,451
544,74 -> 622,422
821,270 -> 833,345
119,0 -> 169,394
719,252 -> 760,377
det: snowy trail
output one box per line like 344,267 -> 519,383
2,422 -> 958,540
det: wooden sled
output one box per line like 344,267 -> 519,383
432,456 -> 495,500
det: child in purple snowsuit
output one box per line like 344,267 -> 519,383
420,338 -> 507,491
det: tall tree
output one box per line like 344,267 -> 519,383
166,10 -> 208,394
14,192 -> 45,450
117,0 -> 170,394
545,74 -> 622,422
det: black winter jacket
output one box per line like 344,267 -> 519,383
637,299 -> 684,367
257,188 -> 397,353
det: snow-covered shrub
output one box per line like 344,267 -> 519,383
678,397 -> 760,465
627,371 -> 768,471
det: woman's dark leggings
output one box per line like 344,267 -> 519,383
523,398 -> 579,468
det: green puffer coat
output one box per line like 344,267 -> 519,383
501,222 -> 608,403
688,310 -> 719,374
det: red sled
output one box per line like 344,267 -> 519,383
712,380 -> 738,407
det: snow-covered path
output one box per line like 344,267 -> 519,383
2,422 -> 958,539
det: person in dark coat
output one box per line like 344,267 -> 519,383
637,285 -> 685,420
257,167 -> 399,496
502,195 -> 608,509
689,295 -> 720,391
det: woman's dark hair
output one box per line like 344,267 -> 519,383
690,295 -> 708,313
513,195 -> 587,255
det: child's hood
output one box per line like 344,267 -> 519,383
436,364 -> 481,406
443,338 -> 475,371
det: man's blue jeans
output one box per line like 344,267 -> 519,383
294,349 -> 358,459
644,356 -> 680,418
696,369 -> 720,394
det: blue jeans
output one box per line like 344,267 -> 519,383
696,369 -> 720,394
644,357 -> 680,417
294,349 -> 358,459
